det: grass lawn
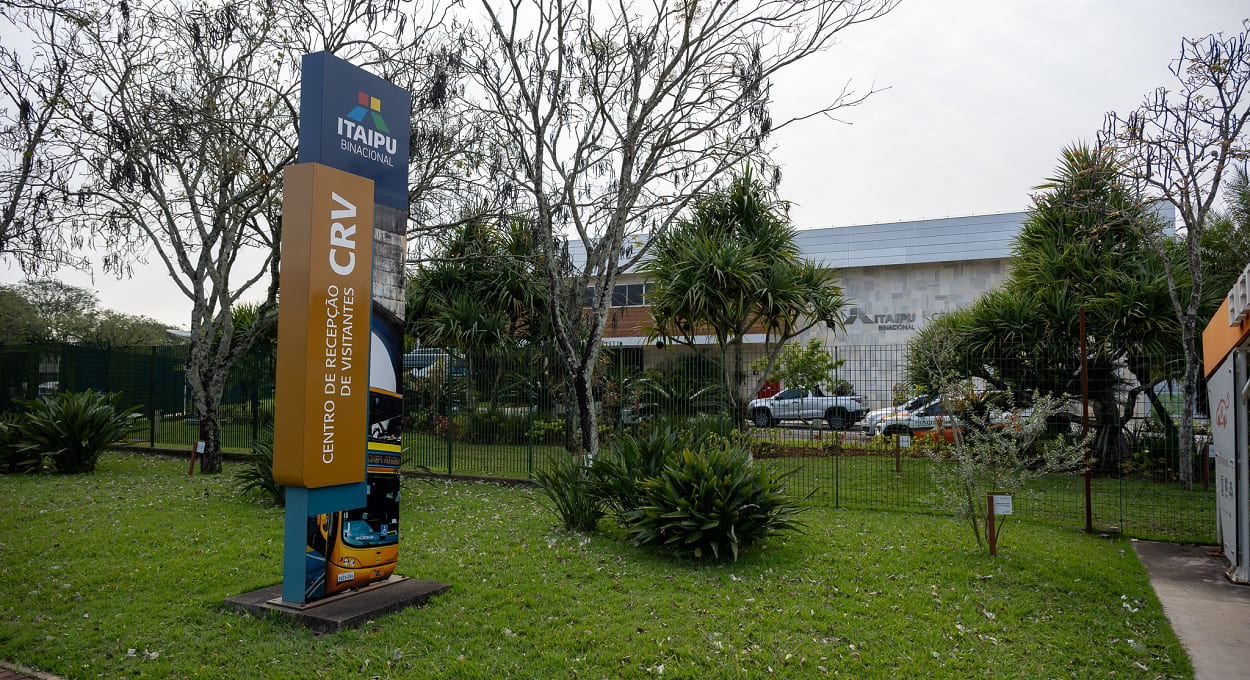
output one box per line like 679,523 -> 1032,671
0,451 -> 1190,679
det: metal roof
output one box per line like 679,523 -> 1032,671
794,212 -> 1027,269
567,211 -> 1029,272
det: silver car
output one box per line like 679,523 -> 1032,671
861,393 -> 932,434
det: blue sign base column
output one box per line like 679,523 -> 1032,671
282,483 -> 366,604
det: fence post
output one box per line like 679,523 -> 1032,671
251,349 -> 261,448
528,350 -> 535,478
1081,307 -> 1093,533
148,346 -> 157,447
834,433 -> 840,508
895,434 -> 902,475
446,355 -> 453,475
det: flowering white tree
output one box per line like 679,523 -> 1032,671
913,331 -> 1091,550
1100,22 -> 1250,488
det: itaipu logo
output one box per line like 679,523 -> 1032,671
336,90 -> 397,167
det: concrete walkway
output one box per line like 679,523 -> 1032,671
0,662 -> 61,680
1134,540 -> 1250,679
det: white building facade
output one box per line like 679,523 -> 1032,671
599,211 -> 1024,351
793,212 -> 1022,349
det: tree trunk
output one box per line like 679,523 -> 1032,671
186,359 -> 227,474
198,408 -> 222,474
465,352 -> 476,412
1178,337 -> 1199,489
719,343 -> 734,427
731,341 -> 747,427
1092,398 -> 1127,474
488,352 -> 504,413
964,480 -> 983,548
184,319 -> 235,475
561,382 -> 579,454
573,367 -> 598,459
1142,388 -> 1178,443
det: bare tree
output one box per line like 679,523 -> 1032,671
13,0 -> 459,472
1100,21 -> 1250,488
385,3 -> 497,242
461,0 -> 896,457
52,0 -> 304,471
0,2 -> 86,274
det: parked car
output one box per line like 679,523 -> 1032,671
876,397 -> 947,437
860,393 -> 933,434
747,387 -> 867,430
876,398 -> 1032,441
403,349 -> 449,378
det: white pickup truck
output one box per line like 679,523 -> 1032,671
747,388 -> 868,430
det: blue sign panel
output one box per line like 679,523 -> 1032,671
300,52 -> 411,210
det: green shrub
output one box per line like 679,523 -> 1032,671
432,414 -> 461,441
406,407 -> 436,435
590,428 -> 689,520
527,418 -> 566,446
533,455 -> 603,532
460,410 -> 528,444
16,391 -> 139,474
235,429 -> 284,506
634,412 -> 733,440
0,412 -> 40,473
625,436 -> 803,561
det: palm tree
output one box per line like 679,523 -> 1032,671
641,170 -> 848,423
407,218 -> 546,411
908,145 -> 1181,467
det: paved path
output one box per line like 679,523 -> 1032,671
0,663 -> 60,680
1134,540 -> 1250,679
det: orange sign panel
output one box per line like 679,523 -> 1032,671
1203,297 -> 1250,379
273,163 -> 374,488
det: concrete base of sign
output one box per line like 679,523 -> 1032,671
225,575 -> 450,633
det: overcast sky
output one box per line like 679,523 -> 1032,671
2,0 -> 1247,327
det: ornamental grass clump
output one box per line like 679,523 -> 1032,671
625,435 -> 803,561
0,412 -> 39,473
14,390 -> 139,474
589,427 -> 691,521
234,429 -> 284,506
533,454 -> 604,533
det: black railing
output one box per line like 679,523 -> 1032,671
0,341 -> 1214,543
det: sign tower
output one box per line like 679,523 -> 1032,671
272,52 -> 410,604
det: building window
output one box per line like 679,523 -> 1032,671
585,283 -> 655,308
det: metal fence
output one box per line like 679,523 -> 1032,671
0,341 -> 1215,542
0,343 -> 275,452
400,343 -> 1214,543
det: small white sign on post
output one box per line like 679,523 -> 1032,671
899,435 -> 911,448
991,494 -> 1013,516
